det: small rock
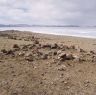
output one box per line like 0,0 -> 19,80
70,45 -> 75,49
33,40 -> 39,44
25,53 -> 32,57
13,44 -> 20,49
73,55 -> 85,62
51,43 -> 58,49
25,53 -> 33,61
53,51 -> 57,55
90,50 -> 96,54
57,50 -> 62,55
92,55 -> 96,62
41,54 -> 48,59
18,52 -> 25,56
7,49 -> 15,55
1,49 -> 7,53
58,65 -> 67,71
41,44 -> 51,48
66,54 -> 74,60
58,53 -> 66,61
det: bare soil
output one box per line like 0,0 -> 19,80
0,30 -> 96,95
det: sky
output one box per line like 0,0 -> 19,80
0,0 -> 96,25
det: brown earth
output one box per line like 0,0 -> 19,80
0,30 -> 96,95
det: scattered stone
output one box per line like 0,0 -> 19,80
41,44 -> 51,48
41,53 -> 48,59
57,50 -> 62,55
90,50 -> 96,54
18,52 -> 25,56
33,40 -> 39,44
21,45 -> 28,50
58,53 -> 66,61
1,49 -> 7,53
25,52 -> 33,57
58,44 -> 69,50
53,51 -> 57,55
79,48 -> 85,52
13,44 -> 20,49
75,46 -> 85,52
7,49 -> 15,55
57,65 -> 67,71
74,55 -> 86,62
25,53 -> 33,61
66,54 -> 74,60
51,43 -> 58,49
25,56 -> 33,61
92,55 -> 96,62
70,45 -> 75,49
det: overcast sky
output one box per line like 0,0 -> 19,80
0,0 -> 96,25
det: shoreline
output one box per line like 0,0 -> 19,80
0,27 -> 96,39
0,30 -> 96,51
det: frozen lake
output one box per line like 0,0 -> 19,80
0,27 -> 96,38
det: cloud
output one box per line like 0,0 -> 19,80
0,0 -> 96,25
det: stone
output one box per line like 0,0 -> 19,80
13,44 -> 20,49
75,46 -> 85,52
57,65 -> 67,71
7,49 -> 14,55
92,55 -> 96,62
33,40 -> 39,44
18,52 -> 25,56
25,56 -> 33,61
1,49 -> 7,53
58,53 -> 66,61
70,45 -> 75,49
21,45 -> 27,49
25,53 -> 33,61
90,50 -> 96,54
73,55 -> 85,62
41,44 -> 51,48
51,43 -> 58,49
41,53 -> 48,59
58,44 -> 69,50
53,51 -> 57,55
25,53 -> 32,57
66,54 -> 74,60
57,50 -> 62,55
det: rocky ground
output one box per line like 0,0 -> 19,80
0,30 -> 96,95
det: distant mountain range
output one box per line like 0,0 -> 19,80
0,24 -> 96,27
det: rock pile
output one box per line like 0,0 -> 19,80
0,36 -> 95,64
58,52 -> 74,61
